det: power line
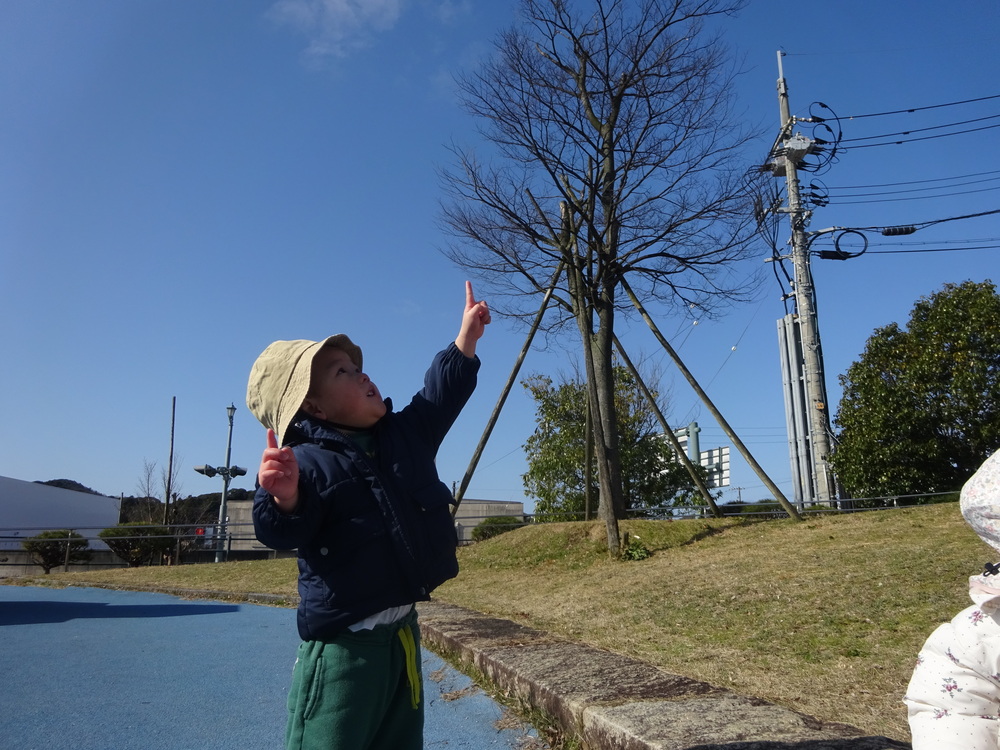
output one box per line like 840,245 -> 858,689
914,207 -> 1000,229
827,183 -> 1000,205
839,113 -> 1000,144
842,121 -> 1000,149
808,209 -> 1000,260
865,244 -> 1000,255
825,169 -> 1000,190
840,93 -> 1000,120
809,167 -> 1000,207
810,177 -> 1000,198
849,207 -> 1000,233
703,297 -> 767,389
867,237 -> 1000,246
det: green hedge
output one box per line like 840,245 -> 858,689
472,516 -> 525,542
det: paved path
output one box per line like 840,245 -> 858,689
0,585 -> 542,750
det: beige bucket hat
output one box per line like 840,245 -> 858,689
246,334 -> 363,446
962,449 -> 1000,554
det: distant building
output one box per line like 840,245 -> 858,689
0,475 -> 121,552
454,498 -> 525,544
223,496 -> 526,550
222,497 -> 269,553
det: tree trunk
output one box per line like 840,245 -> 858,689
578,323 -> 622,556
591,320 -> 626,555
563,222 -> 623,554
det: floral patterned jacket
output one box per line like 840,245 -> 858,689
905,449 -> 1000,749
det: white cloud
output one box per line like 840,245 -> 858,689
268,0 -> 406,61
429,0 -> 472,25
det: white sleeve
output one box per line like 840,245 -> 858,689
905,612 -> 1000,750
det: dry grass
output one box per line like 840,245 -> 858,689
23,556 -> 300,599
437,505 -> 984,741
19,503 -> 987,742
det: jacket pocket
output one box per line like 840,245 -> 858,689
411,480 -> 455,512
410,482 -> 459,590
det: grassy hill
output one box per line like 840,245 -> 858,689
16,502 -> 988,741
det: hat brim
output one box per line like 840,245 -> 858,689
246,334 -> 363,445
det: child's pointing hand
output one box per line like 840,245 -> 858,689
259,429 -> 300,512
456,280 -> 490,358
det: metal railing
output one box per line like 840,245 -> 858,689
0,522 -> 273,571
2,493 -> 958,571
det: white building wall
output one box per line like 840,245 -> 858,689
0,476 -> 121,551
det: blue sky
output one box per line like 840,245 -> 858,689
1,0 -> 997,511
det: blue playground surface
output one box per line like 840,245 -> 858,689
0,585 -> 542,749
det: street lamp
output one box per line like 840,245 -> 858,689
194,404 -> 247,563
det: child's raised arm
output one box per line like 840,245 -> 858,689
455,280 -> 491,358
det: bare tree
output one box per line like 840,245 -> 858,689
441,0 -> 762,554
130,459 -> 163,524
160,455 -> 183,524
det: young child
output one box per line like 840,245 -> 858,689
246,281 -> 490,750
904,448 -> 1000,749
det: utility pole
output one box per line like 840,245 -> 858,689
774,52 -> 836,507
163,396 -> 176,526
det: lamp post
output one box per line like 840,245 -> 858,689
194,404 -> 247,563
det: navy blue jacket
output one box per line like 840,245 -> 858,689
252,343 -> 479,641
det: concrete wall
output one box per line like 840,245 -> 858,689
222,498 -> 270,552
454,499 -> 525,544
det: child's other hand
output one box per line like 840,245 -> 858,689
259,429 -> 300,512
455,280 -> 491,358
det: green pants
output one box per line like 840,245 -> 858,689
285,609 -> 423,750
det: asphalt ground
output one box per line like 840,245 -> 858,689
0,585 -> 543,750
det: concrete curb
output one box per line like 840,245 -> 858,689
417,600 -> 911,750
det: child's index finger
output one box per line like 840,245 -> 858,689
266,429 -> 278,450
465,280 -> 475,308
